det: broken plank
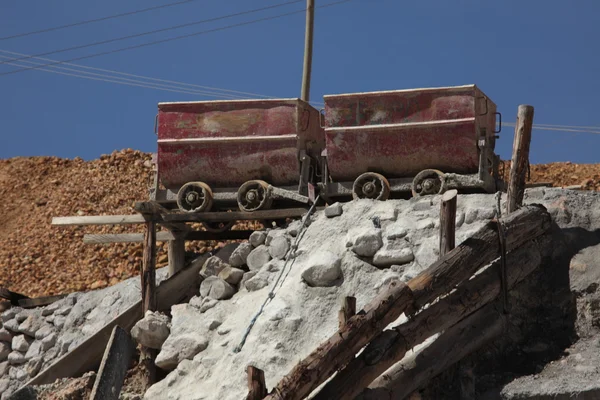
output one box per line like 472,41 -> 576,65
52,215 -> 146,226
89,326 -> 135,400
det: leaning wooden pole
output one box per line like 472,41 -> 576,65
246,366 -> 267,400
312,234 -> 550,400
141,219 -> 157,388
265,205 -> 551,400
506,105 -> 534,214
300,0 -> 315,101
362,303 -> 506,400
439,189 -> 457,257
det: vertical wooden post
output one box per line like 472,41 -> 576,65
246,366 -> 267,400
338,296 -> 356,329
439,189 -> 458,257
506,105 -> 534,214
168,231 -> 185,277
300,0 -> 315,102
141,219 -> 157,388
459,363 -> 476,400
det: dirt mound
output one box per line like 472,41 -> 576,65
1,151 -> 599,298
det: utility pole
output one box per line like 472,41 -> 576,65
301,0 -> 315,102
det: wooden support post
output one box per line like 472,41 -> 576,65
168,231 -> 186,277
300,0 -> 315,101
363,304 -> 505,399
141,219 -> 157,388
246,366 -> 267,400
459,363 -> 476,400
338,296 -> 356,329
439,189 -> 458,257
506,105 -> 534,214
277,205 -> 551,400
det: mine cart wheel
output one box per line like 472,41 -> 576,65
202,221 -> 235,233
411,169 -> 447,197
237,180 -> 273,212
176,182 -> 213,213
352,172 -> 391,201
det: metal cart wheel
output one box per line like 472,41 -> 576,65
237,180 -> 273,212
202,221 -> 235,233
411,169 -> 447,197
352,172 -> 391,201
176,181 -> 213,213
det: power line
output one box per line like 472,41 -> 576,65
0,0 -> 202,41
0,0 -> 352,77
0,0 -> 304,66
0,49 -> 274,99
503,122 -> 600,135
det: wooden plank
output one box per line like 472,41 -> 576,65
312,234 -> 549,400
163,207 -> 314,223
20,252 -> 210,388
18,294 -> 67,309
507,105 -> 534,214
89,326 -> 135,400
133,201 -> 189,232
52,215 -> 146,226
140,220 -> 157,388
82,230 -> 254,244
0,287 -> 30,305
246,366 -> 268,400
439,189 -> 457,257
168,232 -> 186,277
363,304 -> 505,399
267,205 -> 551,400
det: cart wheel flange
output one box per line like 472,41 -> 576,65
411,169 -> 447,197
352,172 -> 390,201
176,182 -> 213,213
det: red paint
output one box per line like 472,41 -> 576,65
323,85 -> 497,181
157,99 -> 323,190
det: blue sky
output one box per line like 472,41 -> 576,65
1,0 -> 599,164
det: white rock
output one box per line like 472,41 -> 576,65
373,241 -> 415,267
324,202 -> 343,218
15,312 -> 29,323
0,329 -> 12,342
416,219 -> 434,230
247,245 -> 272,271
0,361 -> 8,377
200,277 -> 236,300
244,270 -> 271,292
218,267 -> 245,286
249,231 -> 267,247
18,315 -> 43,337
301,251 -> 342,287
240,271 -> 258,290
1,309 -> 18,323
26,357 -> 43,377
53,316 -> 66,330
229,243 -> 253,267
200,256 -> 230,279
265,230 -> 286,246
348,228 -> 383,257
286,220 -> 303,237
478,208 -> 496,220
3,320 -> 19,333
0,343 -> 9,363
54,306 -> 72,316
131,311 -> 171,350
8,351 -> 26,365
199,298 -> 218,313
456,211 -> 466,228
465,209 -> 478,224
268,236 -> 290,260
34,324 -> 54,340
0,379 -> 9,395
25,340 -> 43,360
41,332 -> 57,351
156,334 -> 208,371
12,335 -> 31,352
386,224 -> 408,240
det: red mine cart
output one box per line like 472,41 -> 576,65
151,99 -> 324,225
319,84 -> 503,200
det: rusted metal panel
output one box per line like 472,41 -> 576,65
323,85 -> 498,181
157,99 -> 323,190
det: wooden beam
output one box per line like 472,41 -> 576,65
89,326 -> 135,400
338,296 -> 356,329
268,205 -> 551,400
363,304 -> 505,399
246,366 -> 267,400
312,234 -> 549,400
18,294 -> 67,309
140,220 -> 157,388
0,287 -> 30,305
20,252 -> 210,388
439,189 -> 457,257
506,105 -> 534,214
52,215 -> 146,226
168,232 -> 186,276
82,230 -> 254,244
163,207 -> 314,223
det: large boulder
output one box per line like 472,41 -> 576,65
229,243 -> 253,267
301,251 -> 342,287
347,228 -> 383,257
200,256 -> 229,279
131,311 -> 171,350
247,245 -> 272,271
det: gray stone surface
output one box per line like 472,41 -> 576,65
372,240 -> 415,267
1,309 -> 18,323
240,271 -> 258,290
11,335 -> 31,352
244,270 -> 271,292
131,311 -> 171,350
24,340 -> 43,359
301,251 -> 342,287
385,224 -> 408,240
268,236 -> 290,260
3,320 -> 19,333
0,342 -> 9,363
200,256 -> 230,279
246,245 -> 272,271
0,329 -> 11,342
18,315 -> 43,337
34,324 -> 54,341
200,277 -> 236,300
249,231 -> 267,247
229,243 -> 253,268
348,228 -> 383,257
41,332 -> 57,351
0,361 -> 8,377
26,357 -> 43,377
324,202 -> 343,218
218,267 -> 245,286
7,351 -> 25,365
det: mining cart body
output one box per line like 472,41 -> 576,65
152,98 -> 324,215
319,84 -> 503,200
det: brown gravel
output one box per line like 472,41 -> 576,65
2,150 -> 599,297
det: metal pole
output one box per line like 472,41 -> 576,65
301,0 -> 315,102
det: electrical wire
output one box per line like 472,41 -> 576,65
0,0 -> 304,66
503,122 -> 600,135
0,0 -> 352,77
0,0 -> 203,41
